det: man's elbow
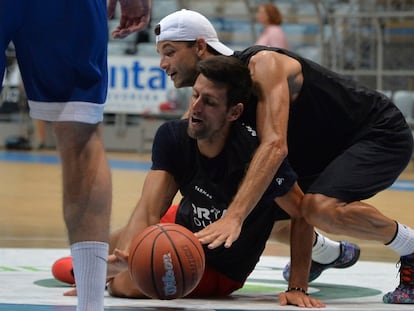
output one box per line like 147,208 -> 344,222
266,139 -> 288,161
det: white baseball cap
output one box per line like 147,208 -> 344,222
155,9 -> 234,56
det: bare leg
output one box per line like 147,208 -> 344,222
299,193 -> 414,304
54,122 -> 111,311
301,193 -> 397,244
54,122 -> 111,243
36,120 -> 46,148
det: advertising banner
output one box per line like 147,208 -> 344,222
105,55 -> 178,114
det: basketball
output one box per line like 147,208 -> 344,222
128,223 -> 205,300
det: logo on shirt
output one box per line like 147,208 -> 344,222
275,177 -> 284,186
244,124 -> 257,137
191,203 -> 226,228
194,185 -> 213,200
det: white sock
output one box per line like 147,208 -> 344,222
386,222 -> 414,256
312,232 -> 341,264
71,241 -> 108,311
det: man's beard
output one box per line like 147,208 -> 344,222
187,125 -> 208,140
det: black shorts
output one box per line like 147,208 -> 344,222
302,125 -> 413,202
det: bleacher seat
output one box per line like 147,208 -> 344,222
393,90 -> 414,129
377,90 -> 392,99
393,90 -> 414,160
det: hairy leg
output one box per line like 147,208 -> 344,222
54,122 -> 112,244
302,193 -> 397,244
54,122 -> 112,311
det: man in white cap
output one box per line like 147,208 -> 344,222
154,9 -> 414,305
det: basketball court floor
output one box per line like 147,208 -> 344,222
1,150 -> 414,311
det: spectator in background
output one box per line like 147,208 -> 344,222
255,3 -> 289,49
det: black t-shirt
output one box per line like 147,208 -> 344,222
151,119 -> 296,282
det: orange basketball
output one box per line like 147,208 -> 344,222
128,223 -> 205,300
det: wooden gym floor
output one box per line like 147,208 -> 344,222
1,149 -> 414,310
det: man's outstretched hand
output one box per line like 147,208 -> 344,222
279,291 -> 326,308
108,0 -> 151,39
194,215 -> 242,249
107,248 -> 129,280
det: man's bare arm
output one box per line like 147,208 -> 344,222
108,0 -> 152,39
111,170 -> 178,254
195,51 -> 291,248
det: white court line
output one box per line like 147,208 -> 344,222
0,248 -> 412,311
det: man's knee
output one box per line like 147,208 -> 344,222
301,194 -> 322,219
53,122 -> 101,151
301,193 -> 342,233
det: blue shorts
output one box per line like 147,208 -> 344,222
0,0 -> 108,123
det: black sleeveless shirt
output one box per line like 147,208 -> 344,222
233,46 -> 407,178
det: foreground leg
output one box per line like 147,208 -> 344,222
54,122 -> 111,311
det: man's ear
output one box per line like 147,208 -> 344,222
195,38 -> 208,57
229,103 -> 244,121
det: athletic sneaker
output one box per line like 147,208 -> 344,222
51,256 -> 75,285
283,241 -> 360,282
383,253 -> 414,304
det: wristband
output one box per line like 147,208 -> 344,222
286,287 -> 308,295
